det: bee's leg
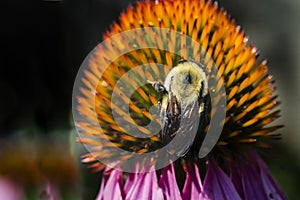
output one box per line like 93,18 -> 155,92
158,101 -> 161,113
147,80 -> 167,94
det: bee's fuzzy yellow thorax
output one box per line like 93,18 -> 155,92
164,61 -> 208,105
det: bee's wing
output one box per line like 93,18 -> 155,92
161,95 -> 201,157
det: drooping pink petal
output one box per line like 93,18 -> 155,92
124,165 -> 164,200
123,172 -> 137,195
228,151 -> 287,200
202,159 -> 241,200
159,162 -> 182,200
96,168 -> 123,200
43,179 -> 60,200
0,177 -> 24,200
182,161 -> 202,200
123,163 -> 140,194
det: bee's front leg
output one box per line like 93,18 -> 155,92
147,80 -> 167,94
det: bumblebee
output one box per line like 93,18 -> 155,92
149,60 -> 209,157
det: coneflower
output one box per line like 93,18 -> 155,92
73,0 -> 287,199
0,141 -> 79,199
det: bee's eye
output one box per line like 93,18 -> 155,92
183,73 -> 191,84
154,82 -> 165,92
158,85 -> 164,92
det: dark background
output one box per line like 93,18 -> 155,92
1,0 -> 299,199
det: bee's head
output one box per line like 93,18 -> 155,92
164,60 -> 208,104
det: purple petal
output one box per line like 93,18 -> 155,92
231,159 -> 267,199
228,151 -> 287,200
159,162 -> 182,200
124,166 -> 164,200
182,162 -> 202,200
202,159 -> 241,200
96,168 -> 123,200
256,153 -> 287,200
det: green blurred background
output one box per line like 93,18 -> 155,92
1,0 -> 299,199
